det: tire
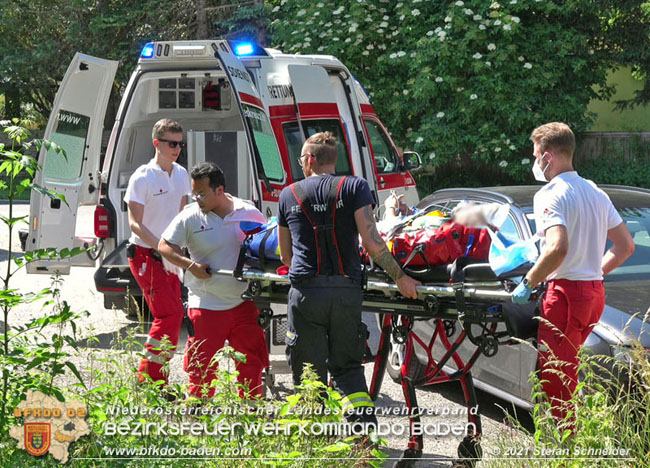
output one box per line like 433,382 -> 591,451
386,340 -> 427,384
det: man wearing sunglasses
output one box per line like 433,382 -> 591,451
124,118 -> 192,390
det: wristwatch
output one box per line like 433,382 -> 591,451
522,277 -> 532,289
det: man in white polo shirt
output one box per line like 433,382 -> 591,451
512,122 -> 634,422
125,118 -> 191,386
158,162 -> 269,398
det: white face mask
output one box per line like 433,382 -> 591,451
532,154 -> 549,182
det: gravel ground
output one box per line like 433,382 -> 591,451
1,201 -> 532,467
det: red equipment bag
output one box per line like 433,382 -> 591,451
390,222 -> 491,268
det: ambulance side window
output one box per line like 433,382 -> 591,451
364,119 -> 401,174
283,120 -> 352,181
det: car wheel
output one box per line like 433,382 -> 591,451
386,340 -> 427,383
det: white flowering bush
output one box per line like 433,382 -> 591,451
268,0 -> 617,190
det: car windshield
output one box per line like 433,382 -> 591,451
527,207 -> 650,282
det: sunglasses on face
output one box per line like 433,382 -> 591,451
158,138 -> 186,149
297,153 -> 310,167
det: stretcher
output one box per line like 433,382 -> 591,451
210,256 -> 540,468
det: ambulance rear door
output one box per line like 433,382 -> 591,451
285,64 -> 356,181
26,53 -> 118,274
217,50 -> 285,219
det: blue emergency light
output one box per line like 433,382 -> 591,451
141,43 -> 155,58
234,43 -> 254,56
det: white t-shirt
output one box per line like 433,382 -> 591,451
124,159 -> 191,247
534,171 -> 622,281
162,197 -> 267,310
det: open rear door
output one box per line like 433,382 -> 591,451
26,53 -> 118,274
287,65 -> 362,180
287,64 -> 340,120
217,51 -> 285,218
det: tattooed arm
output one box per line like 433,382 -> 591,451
354,204 -> 420,299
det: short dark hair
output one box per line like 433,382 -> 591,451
304,131 -> 337,165
190,162 -> 225,190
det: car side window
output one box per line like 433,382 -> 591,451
499,214 -> 523,242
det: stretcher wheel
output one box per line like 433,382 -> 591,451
248,280 -> 263,298
444,319 -> 456,337
424,295 -> 439,314
480,336 -> 498,357
394,448 -> 422,468
257,308 -> 273,329
455,434 -> 482,467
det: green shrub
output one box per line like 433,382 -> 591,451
269,0 -> 618,188
1,341 -> 386,467
483,331 -> 650,468
577,136 -> 650,188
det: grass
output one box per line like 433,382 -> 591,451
482,314 -> 650,468
0,321 -> 387,468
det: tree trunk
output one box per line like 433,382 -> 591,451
196,0 -> 208,39
254,0 -> 267,45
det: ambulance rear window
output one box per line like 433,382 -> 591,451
283,120 -> 352,181
42,110 -> 90,180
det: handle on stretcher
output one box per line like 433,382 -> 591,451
209,268 -> 513,301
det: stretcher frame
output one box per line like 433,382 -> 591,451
210,265 -> 535,468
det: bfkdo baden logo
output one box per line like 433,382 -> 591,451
10,390 -> 90,463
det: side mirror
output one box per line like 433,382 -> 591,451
402,151 -> 422,172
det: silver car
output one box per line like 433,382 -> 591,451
384,185 -> 650,409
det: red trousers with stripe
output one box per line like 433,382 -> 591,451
537,278 -> 605,422
129,245 -> 185,384
184,301 -> 269,398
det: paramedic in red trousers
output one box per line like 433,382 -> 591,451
125,119 -> 191,386
158,162 -> 269,398
277,132 -> 420,425
512,122 -> 634,422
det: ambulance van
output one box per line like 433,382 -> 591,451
26,39 -> 421,309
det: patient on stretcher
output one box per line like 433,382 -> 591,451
238,197 -> 536,284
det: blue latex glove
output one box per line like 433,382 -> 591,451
511,280 -> 532,304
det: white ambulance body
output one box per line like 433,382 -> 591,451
26,40 -> 421,308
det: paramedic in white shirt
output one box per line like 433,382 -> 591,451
124,119 -> 191,387
158,162 -> 270,399
512,122 -> 634,423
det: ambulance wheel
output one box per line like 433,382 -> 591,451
386,341 -> 426,384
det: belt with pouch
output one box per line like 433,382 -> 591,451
127,243 -> 162,262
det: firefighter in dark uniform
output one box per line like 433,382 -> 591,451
277,132 -> 420,425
